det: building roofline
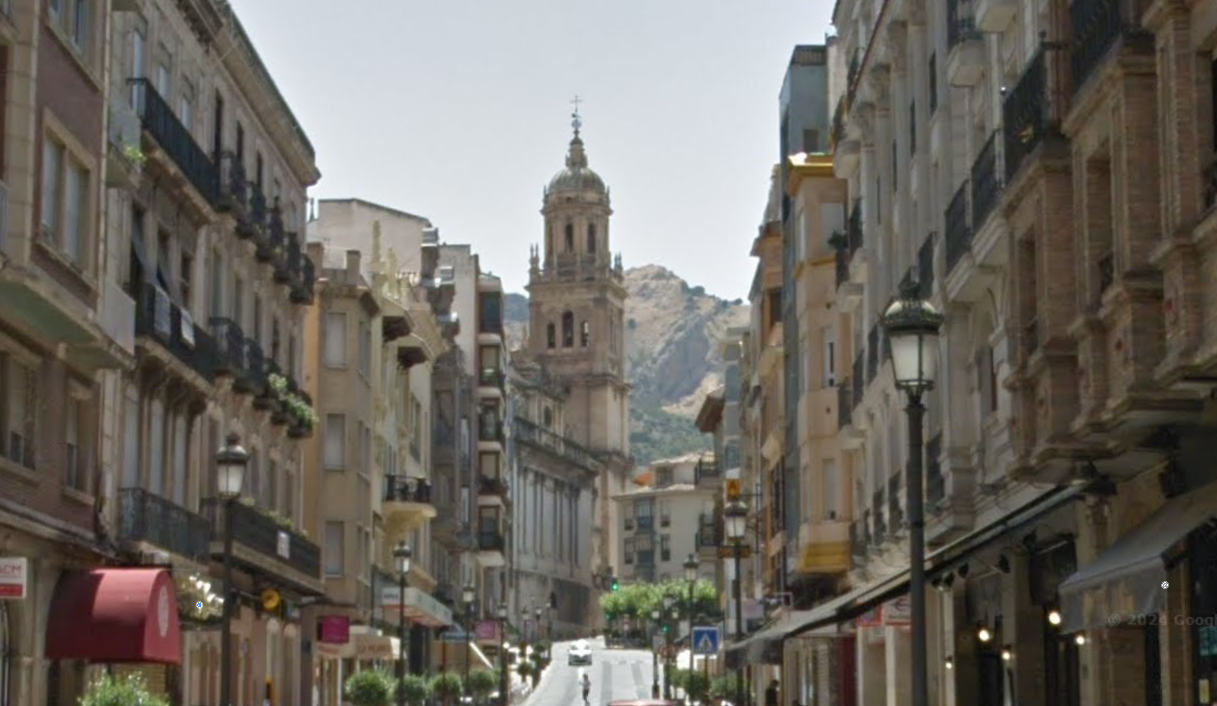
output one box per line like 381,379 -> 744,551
318,198 -> 434,226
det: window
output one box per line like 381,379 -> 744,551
656,468 -> 673,488
324,414 -> 345,469
284,470 -> 296,521
587,224 -> 597,253
155,44 -> 171,96
659,500 -> 670,526
324,312 -> 347,367
40,136 -> 89,267
561,311 -> 574,348
546,323 -> 556,349
478,293 -> 503,334
3,359 -> 36,469
823,327 -> 836,387
148,398 -> 164,495
635,498 -> 654,530
64,396 -> 86,491
48,0 -> 92,57
635,534 -> 655,564
179,251 -> 193,308
129,18 -> 146,107
661,535 -> 671,561
357,318 -> 371,375
581,321 -> 590,347
624,537 -> 635,565
232,276 -> 244,325
324,522 -> 344,576
564,223 -> 574,251
823,459 -> 840,520
481,452 -> 499,480
179,79 -> 195,132
360,424 -> 371,475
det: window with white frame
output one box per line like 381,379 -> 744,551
324,414 -> 345,469
324,312 -> 347,367
40,135 -> 89,268
324,521 -> 344,576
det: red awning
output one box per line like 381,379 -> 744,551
45,568 -> 182,664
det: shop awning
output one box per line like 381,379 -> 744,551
1059,480 -> 1217,633
45,568 -> 181,664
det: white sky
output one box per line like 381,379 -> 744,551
229,0 -> 835,299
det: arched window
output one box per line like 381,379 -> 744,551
581,321 -> 590,347
562,311 -> 574,347
587,224 -> 597,253
546,323 -> 556,349
564,223 -> 574,252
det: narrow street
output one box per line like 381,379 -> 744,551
526,639 -> 659,706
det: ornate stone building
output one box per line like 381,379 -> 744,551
514,111 -> 633,629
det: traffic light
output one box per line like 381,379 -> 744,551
610,578 -> 620,592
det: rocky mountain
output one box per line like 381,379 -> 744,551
503,265 -> 750,465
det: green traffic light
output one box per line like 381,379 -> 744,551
611,579 -> 619,592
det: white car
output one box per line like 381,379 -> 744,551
568,639 -> 593,665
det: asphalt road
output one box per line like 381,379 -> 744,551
525,638 -> 660,706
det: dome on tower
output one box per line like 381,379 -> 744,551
546,135 -> 606,198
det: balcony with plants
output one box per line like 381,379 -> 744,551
117,487 -> 211,563
204,497 -> 323,595
128,78 -> 217,210
258,371 -> 318,438
383,475 -> 437,534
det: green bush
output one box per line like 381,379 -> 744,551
344,670 -> 396,706
79,673 -> 169,706
671,669 -> 710,701
710,673 -> 744,699
516,659 -> 534,677
466,668 -> 498,699
398,674 -> 432,706
431,672 -> 464,698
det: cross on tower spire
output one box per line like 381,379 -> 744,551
571,95 -> 583,138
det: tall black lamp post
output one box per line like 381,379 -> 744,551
662,594 -> 676,699
394,543 -> 413,706
463,583 -> 476,697
497,602 -> 509,706
881,278 -> 944,706
684,553 -> 699,704
216,433 -> 248,706
723,499 -> 749,706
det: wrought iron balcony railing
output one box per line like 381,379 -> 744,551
1071,0 -> 1126,92
209,317 -> 248,378
1003,51 -> 1047,185
134,282 -> 217,383
513,416 -> 598,470
478,474 -> 508,497
216,151 -> 248,216
478,530 -> 505,552
971,132 -> 1002,231
128,79 -> 217,205
118,487 -> 211,561
384,475 -> 432,504
946,0 -> 980,49
945,180 -> 972,274
204,498 -> 321,580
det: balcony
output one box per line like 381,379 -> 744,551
117,487 -> 210,563
1002,51 -> 1047,186
944,181 -> 972,275
478,416 -> 504,445
290,255 -> 315,305
128,79 -> 216,208
945,0 -> 984,87
1071,0 -> 1133,93
513,416 -> 599,471
383,475 -> 437,536
974,0 -> 1017,33
694,456 -> 720,486
477,474 -> 508,506
799,518 -> 851,576
205,499 -> 323,595
971,133 -> 1002,232
134,282 -> 217,387
696,518 -> 723,552
216,151 -> 249,219
478,366 -> 504,389
476,529 -> 506,567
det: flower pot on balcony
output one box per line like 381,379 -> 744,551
272,407 -> 292,426
253,393 -> 279,412
288,423 -> 313,439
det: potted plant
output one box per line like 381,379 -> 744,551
431,672 -> 464,706
79,673 -> 168,706
399,674 -> 432,706
466,668 -> 498,705
345,669 -> 395,706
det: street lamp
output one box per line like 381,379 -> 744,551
723,499 -> 749,706
684,553 -> 699,704
216,432 -> 248,706
661,595 -> 676,699
497,602 -> 509,706
650,608 -> 662,698
463,584 -> 476,696
394,543 -> 413,706
881,278 -> 944,706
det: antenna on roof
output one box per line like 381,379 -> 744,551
570,95 -> 583,138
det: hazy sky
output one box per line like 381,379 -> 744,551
228,1 -> 834,299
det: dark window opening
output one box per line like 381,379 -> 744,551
546,323 -> 556,349
587,223 -> 597,253
561,311 -> 574,348
564,223 -> 574,252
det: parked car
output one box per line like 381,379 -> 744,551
568,639 -> 593,665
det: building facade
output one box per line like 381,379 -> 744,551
525,113 -> 633,628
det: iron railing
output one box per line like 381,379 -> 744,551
971,133 -> 1001,231
947,0 -> 979,49
216,151 -> 248,216
384,475 -> 432,503
134,282 -> 217,383
128,79 -> 217,204
478,474 -> 508,497
204,498 -> 321,580
1003,51 -> 1047,184
118,487 -> 211,561
945,180 -> 972,274
1071,0 -> 1125,91
514,416 -> 598,470
209,317 -> 248,377
478,530 -> 505,552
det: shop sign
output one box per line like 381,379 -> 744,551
319,616 -> 351,644
854,606 -> 882,628
883,596 -> 911,625
474,620 -> 500,642
356,635 -> 398,660
0,558 -> 26,599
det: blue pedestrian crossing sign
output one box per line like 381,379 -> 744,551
692,626 -> 720,655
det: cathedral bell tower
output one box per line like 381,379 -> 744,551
527,103 -> 630,457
